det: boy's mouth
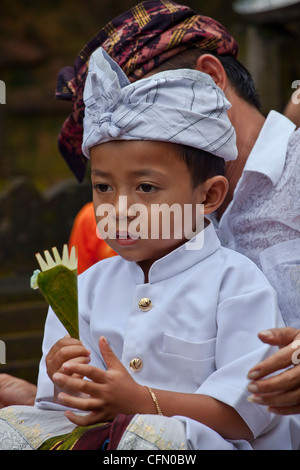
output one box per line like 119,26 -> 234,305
115,231 -> 140,246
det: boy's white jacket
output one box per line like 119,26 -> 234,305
36,222 -> 300,449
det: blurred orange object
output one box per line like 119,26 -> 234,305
69,202 -> 117,274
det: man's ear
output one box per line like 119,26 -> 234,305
195,54 -> 227,91
201,175 -> 229,215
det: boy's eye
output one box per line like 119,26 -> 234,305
93,183 -> 112,193
138,183 -> 156,193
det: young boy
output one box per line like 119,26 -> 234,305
34,48 -> 291,449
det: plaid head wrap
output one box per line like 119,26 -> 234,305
82,48 -> 237,161
56,0 -> 239,181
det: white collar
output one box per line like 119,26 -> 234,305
243,110 -> 296,186
126,220 -> 221,284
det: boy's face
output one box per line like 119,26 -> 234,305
90,140 -> 210,274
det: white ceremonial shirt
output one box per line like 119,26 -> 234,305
35,221 -> 300,449
215,111 -> 300,327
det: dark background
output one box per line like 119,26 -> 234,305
1,0 -> 299,193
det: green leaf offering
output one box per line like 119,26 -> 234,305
30,245 -> 79,339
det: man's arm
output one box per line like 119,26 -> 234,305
247,327 -> 300,414
0,374 -> 36,408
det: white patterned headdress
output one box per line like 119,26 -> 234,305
82,47 -> 237,162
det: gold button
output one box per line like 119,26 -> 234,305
138,298 -> 152,311
129,358 -> 143,372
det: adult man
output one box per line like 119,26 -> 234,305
1,0 -> 299,417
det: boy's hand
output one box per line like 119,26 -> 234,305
52,336 -> 147,425
46,335 -> 91,396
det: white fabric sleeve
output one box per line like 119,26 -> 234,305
196,282 -> 283,438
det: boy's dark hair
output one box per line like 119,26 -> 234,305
152,48 -> 261,110
177,144 -> 225,189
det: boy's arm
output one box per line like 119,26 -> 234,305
53,336 -> 253,440
147,389 -> 253,440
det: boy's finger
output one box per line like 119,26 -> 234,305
58,392 -> 101,410
53,371 -> 100,396
64,410 -> 104,426
54,345 -> 91,365
61,356 -> 91,376
61,362 -> 106,384
47,337 -> 85,361
98,336 -> 126,372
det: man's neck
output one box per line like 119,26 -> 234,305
218,97 -> 266,218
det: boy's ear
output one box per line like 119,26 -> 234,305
200,176 -> 229,215
195,54 -> 227,91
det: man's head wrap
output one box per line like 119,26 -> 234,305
82,48 -> 237,162
56,0 -> 238,181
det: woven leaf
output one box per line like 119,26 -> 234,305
30,245 -> 79,339
37,265 -> 79,339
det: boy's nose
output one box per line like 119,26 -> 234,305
114,195 -> 128,220
114,194 -> 136,221
114,193 -> 142,224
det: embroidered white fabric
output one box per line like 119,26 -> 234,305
0,406 -> 76,450
0,420 -> 33,450
117,414 -> 188,450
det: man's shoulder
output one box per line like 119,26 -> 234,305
288,127 -> 300,154
281,127 -> 300,193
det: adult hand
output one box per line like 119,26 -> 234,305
247,327 -> 300,414
0,374 -> 37,408
53,336 -> 148,426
